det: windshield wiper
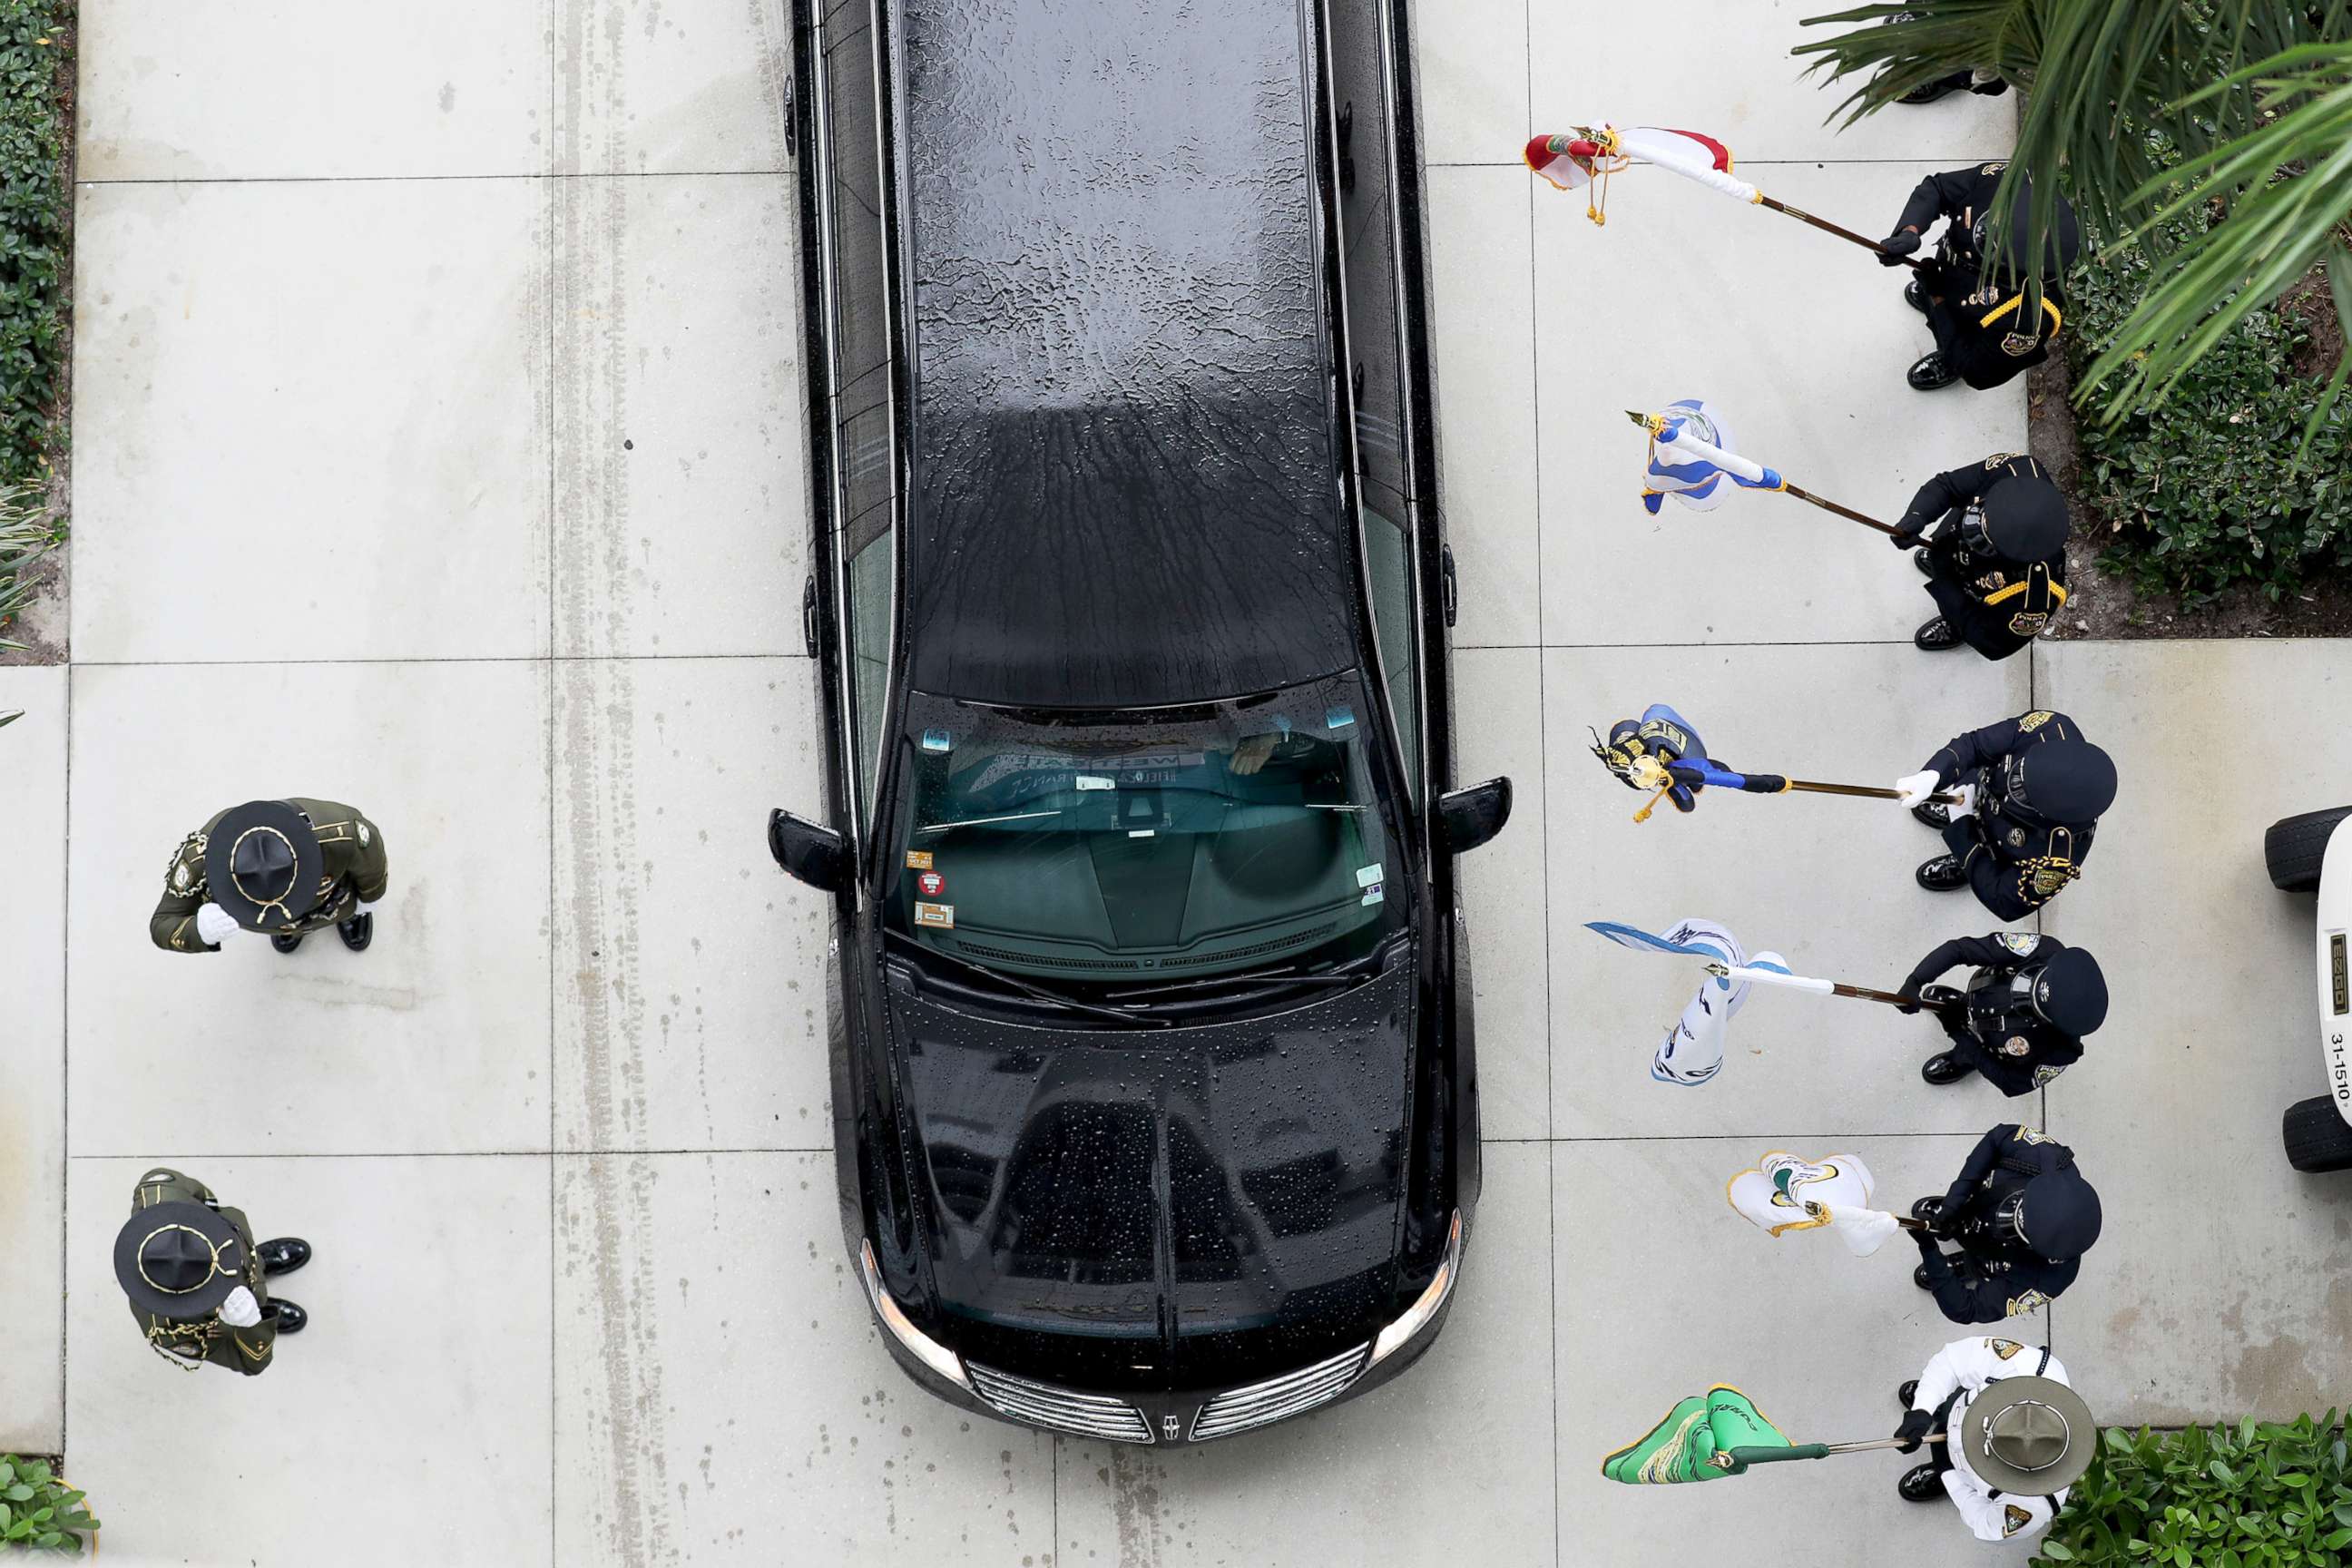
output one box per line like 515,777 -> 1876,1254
1102,936 -> 1403,1002
882,929 -> 1171,1027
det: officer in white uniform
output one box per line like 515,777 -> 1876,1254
1891,1336 -> 2092,1544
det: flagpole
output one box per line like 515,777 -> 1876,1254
1714,965 -> 1965,1018
1717,1432 -> 1946,1469
1754,194 -> 1926,273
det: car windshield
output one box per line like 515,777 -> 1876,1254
880,673 -> 1406,987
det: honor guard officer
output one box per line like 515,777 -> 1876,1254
1894,710 -> 2115,921
1877,163 -> 2081,391
1889,454 -> 2070,657
1900,932 -> 2107,1095
151,798 -> 388,955
114,1168 -> 309,1375
1891,1336 -> 2090,1544
1910,1123 -> 2102,1323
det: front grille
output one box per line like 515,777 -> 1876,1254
966,1363 -> 1155,1444
1189,1343 -> 1370,1441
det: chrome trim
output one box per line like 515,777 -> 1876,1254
1189,1342 -> 1370,1441
966,1363 -> 1156,1445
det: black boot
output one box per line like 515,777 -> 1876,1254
338,912 -> 373,952
257,1238 -> 311,1276
1914,1264 -> 1935,1291
1907,351 -> 1959,391
270,933 -> 305,955
1910,1197 -> 1945,1223
1896,69 -> 1974,106
266,1299 -> 308,1335
1922,1053 -> 1976,1086
1916,854 -> 1967,891
1897,1462 -> 1945,1502
1914,616 -> 1962,651
1911,799 -> 1952,829
1897,1378 -> 1919,1408
1904,278 -> 1930,317
1914,546 -> 1936,577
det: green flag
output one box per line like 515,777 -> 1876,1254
1601,1387 -> 1793,1484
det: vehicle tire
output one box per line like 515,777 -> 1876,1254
2263,806 -> 2352,894
2283,1095 -> 2352,1173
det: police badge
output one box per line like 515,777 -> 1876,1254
2007,609 -> 2051,638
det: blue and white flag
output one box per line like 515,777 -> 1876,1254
1640,399 -> 1785,515
1586,918 -> 1792,1086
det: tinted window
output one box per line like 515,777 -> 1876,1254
1361,505 -> 1420,795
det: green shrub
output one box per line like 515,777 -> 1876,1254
2063,218 -> 2352,608
0,475 -> 53,648
0,1455 -> 96,1555
2033,1413 -> 2352,1566
0,2 -> 64,483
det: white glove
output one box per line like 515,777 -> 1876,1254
1893,770 -> 1943,808
217,1286 -> 261,1328
1948,780 -> 1977,817
195,902 -> 240,946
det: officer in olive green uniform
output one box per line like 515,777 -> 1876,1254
114,1167 -> 310,1375
150,798 -> 388,955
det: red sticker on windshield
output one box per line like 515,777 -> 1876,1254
917,870 -> 946,897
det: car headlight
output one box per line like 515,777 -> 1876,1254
1369,1210 -> 1463,1366
860,1240 -> 969,1389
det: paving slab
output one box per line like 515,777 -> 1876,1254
552,173 -> 807,660
0,669 -> 66,1453
1524,0 -> 2014,166
1544,643 -> 2031,1138
1414,0 -> 1530,169
1530,160 -> 2026,647
1055,1141 -> 1553,1565
1427,164 -> 1541,652
1455,645 -> 1549,1139
554,0 -> 795,176
71,180 -> 551,665
1553,1135 -> 2030,1567
554,1151 -> 1054,1565
64,1154 -> 551,1564
77,1 -> 551,181
2036,640 -> 2352,1423
66,662 -> 552,1157
554,656 -> 829,1153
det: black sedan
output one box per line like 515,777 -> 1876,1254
770,0 -> 1510,1445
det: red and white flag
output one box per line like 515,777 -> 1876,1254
1525,124 -> 1760,207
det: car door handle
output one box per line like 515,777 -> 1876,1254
802,573 -> 821,659
1440,544 -> 1458,628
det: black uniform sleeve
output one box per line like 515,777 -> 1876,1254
1896,168 -> 1981,236
1913,1231 -> 2014,1324
1899,462 -> 1982,535
1925,709 -> 2083,788
1968,850 -> 2042,921
1961,1037 -> 2044,1099
1903,932 -> 2027,994
149,832 -> 220,955
1939,1125 -> 2013,1214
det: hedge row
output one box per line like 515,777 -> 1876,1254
0,0 -> 64,483
2034,1413 -> 2352,1566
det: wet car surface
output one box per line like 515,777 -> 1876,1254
773,0 -> 1510,1443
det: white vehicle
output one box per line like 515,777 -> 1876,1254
2266,807 -> 2352,1171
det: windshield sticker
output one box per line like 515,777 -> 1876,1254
1325,704 -> 1357,731
916,870 -> 946,897
921,728 -> 954,753
1075,775 -> 1115,790
1357,862 -> 1385,906
913,901 -> 955,930
1128,828 -> 1156,838
905,849 -> 934,871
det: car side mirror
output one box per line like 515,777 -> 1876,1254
1436,777 -> 1513,855
768,808 -> 850,892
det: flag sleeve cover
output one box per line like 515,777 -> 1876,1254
1599,1387 -> 1789,1484
1616,126 -> 1760,204
1727,1150 -> 1877,1238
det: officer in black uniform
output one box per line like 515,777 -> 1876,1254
1894,710 -> 2116,922
1910,1123 -> 2101,1322
1899,932 -> 2107,1093
1877,163 -> 2081,391
1889,454 -> 2070,657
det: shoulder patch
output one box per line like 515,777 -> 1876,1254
1983,452 -> 2024,470
1987,1338 -> 2025,1359
1980,162 -> 2007,176
2016,710 -> 2054,731
2015,1125 -> 2053,1145
164,832 -> 208,896
2003,1504 -> 2032,1537
358,819 -> 371,848
2005,1289 -> 2053,1317
1997,932 -> 2041,956
2033,1063 -> 2067,1085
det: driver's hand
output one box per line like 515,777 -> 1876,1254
1230,733 -> 1280,776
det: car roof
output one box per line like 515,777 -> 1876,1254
895,0 -> 1358,710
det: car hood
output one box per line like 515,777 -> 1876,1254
884,960 -> 1416,1388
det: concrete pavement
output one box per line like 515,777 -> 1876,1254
5,1 -> 2345,1563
